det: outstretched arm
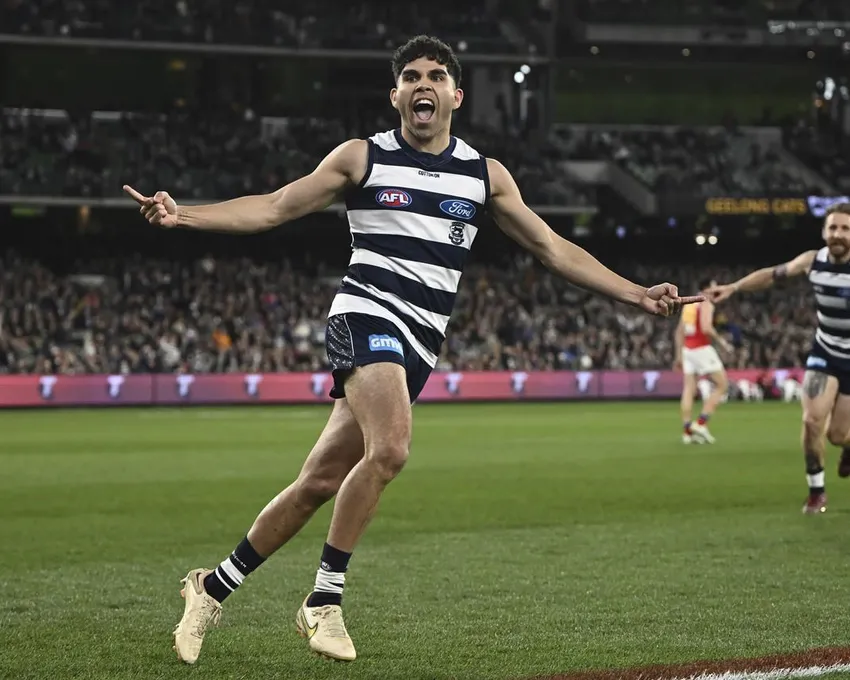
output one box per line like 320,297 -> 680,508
486,159 -> 702,316
123,139 -> 368,233
707,250 -> 817,302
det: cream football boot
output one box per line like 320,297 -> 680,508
172,568 -> 222,664
295,596 -> 357,661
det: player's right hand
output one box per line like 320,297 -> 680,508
123,185 -> 178,228
705,283 -> 735,303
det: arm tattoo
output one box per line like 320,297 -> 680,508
772,264 -> 788,280
803,371 -> 829,399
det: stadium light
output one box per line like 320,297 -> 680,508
708,235 -> 718,245
695,234 -> 707,245
520,64 -> 531,75
513,71 -> 525,84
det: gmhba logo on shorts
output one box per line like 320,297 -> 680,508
376,189 -> 412,208
368,334 -> 404,356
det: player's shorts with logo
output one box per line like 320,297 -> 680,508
806,341 -> 850,394
681,345 -> 724,376
325,313 -> 433,403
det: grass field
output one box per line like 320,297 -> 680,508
2,401 -> 850,680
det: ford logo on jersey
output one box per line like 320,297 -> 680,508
368,334 -> 404,355
376,189 -> 412,208
439,199 -> 476,220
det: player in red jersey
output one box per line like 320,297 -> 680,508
674,278 -> 733,444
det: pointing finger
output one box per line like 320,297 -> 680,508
677,295 -> 705,305
123,185 -> 147,205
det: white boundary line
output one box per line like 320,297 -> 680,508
671,663 -> 850,680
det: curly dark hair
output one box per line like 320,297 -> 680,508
391,35 -> 461,87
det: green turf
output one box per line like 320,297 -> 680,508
1,402 -> 849,680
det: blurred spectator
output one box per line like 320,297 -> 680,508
0,250 -> 814,375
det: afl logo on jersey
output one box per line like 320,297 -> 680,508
376,189 -> 412,208
439,199 -> 476,220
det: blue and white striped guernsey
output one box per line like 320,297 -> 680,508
328,128 -> 490,367
809,246 -> 850,362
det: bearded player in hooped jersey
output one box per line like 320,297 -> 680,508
674,277 -> 733,444
708,203 -> 850,515
124,35 -> 701,666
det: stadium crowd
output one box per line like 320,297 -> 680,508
553,125 -> 815,197
783,116 -> 850,193
577,0 -> 846,24
0,251 -> 814,376
1,0 -> 542,53
3,108 -> 825,205
0,109 -> 594,207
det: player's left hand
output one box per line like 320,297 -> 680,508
640,283 -> 704,317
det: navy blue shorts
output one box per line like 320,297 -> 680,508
806,341 -> 850,394
325,313 -> 433,403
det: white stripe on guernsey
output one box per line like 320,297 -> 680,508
817,247 -> 829,262
814,293 -> 848,309
669,663 -> 850,680
817,311 -> 850,330
809,269 -> 850,286
214,566 -> 235,592
342,277 -> 451,334
348,209 -> 479,251
816,329 -> 850,357
219,557 -> 246,587
366,163 -> 487,205
349,248 -> 462,293
370,130 -> 401,151
452,137 -> 481,161
327,294 -> 438,366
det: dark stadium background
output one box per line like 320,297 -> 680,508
3,0 -> 847,390
7,4 -> 850,680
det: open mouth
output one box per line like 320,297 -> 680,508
412,98 -> 435,122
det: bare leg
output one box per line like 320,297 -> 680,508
826,394 -> 850,447
294,362 -> 411,662
827,394 -> 850,478
801,371 -> 838,471
701,369 -> 729,418
326,362 -> 411,552
680,373 -> 697,426
800,371 -> 838,511
173,400 -> 366,663
247,399 -> 365,557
